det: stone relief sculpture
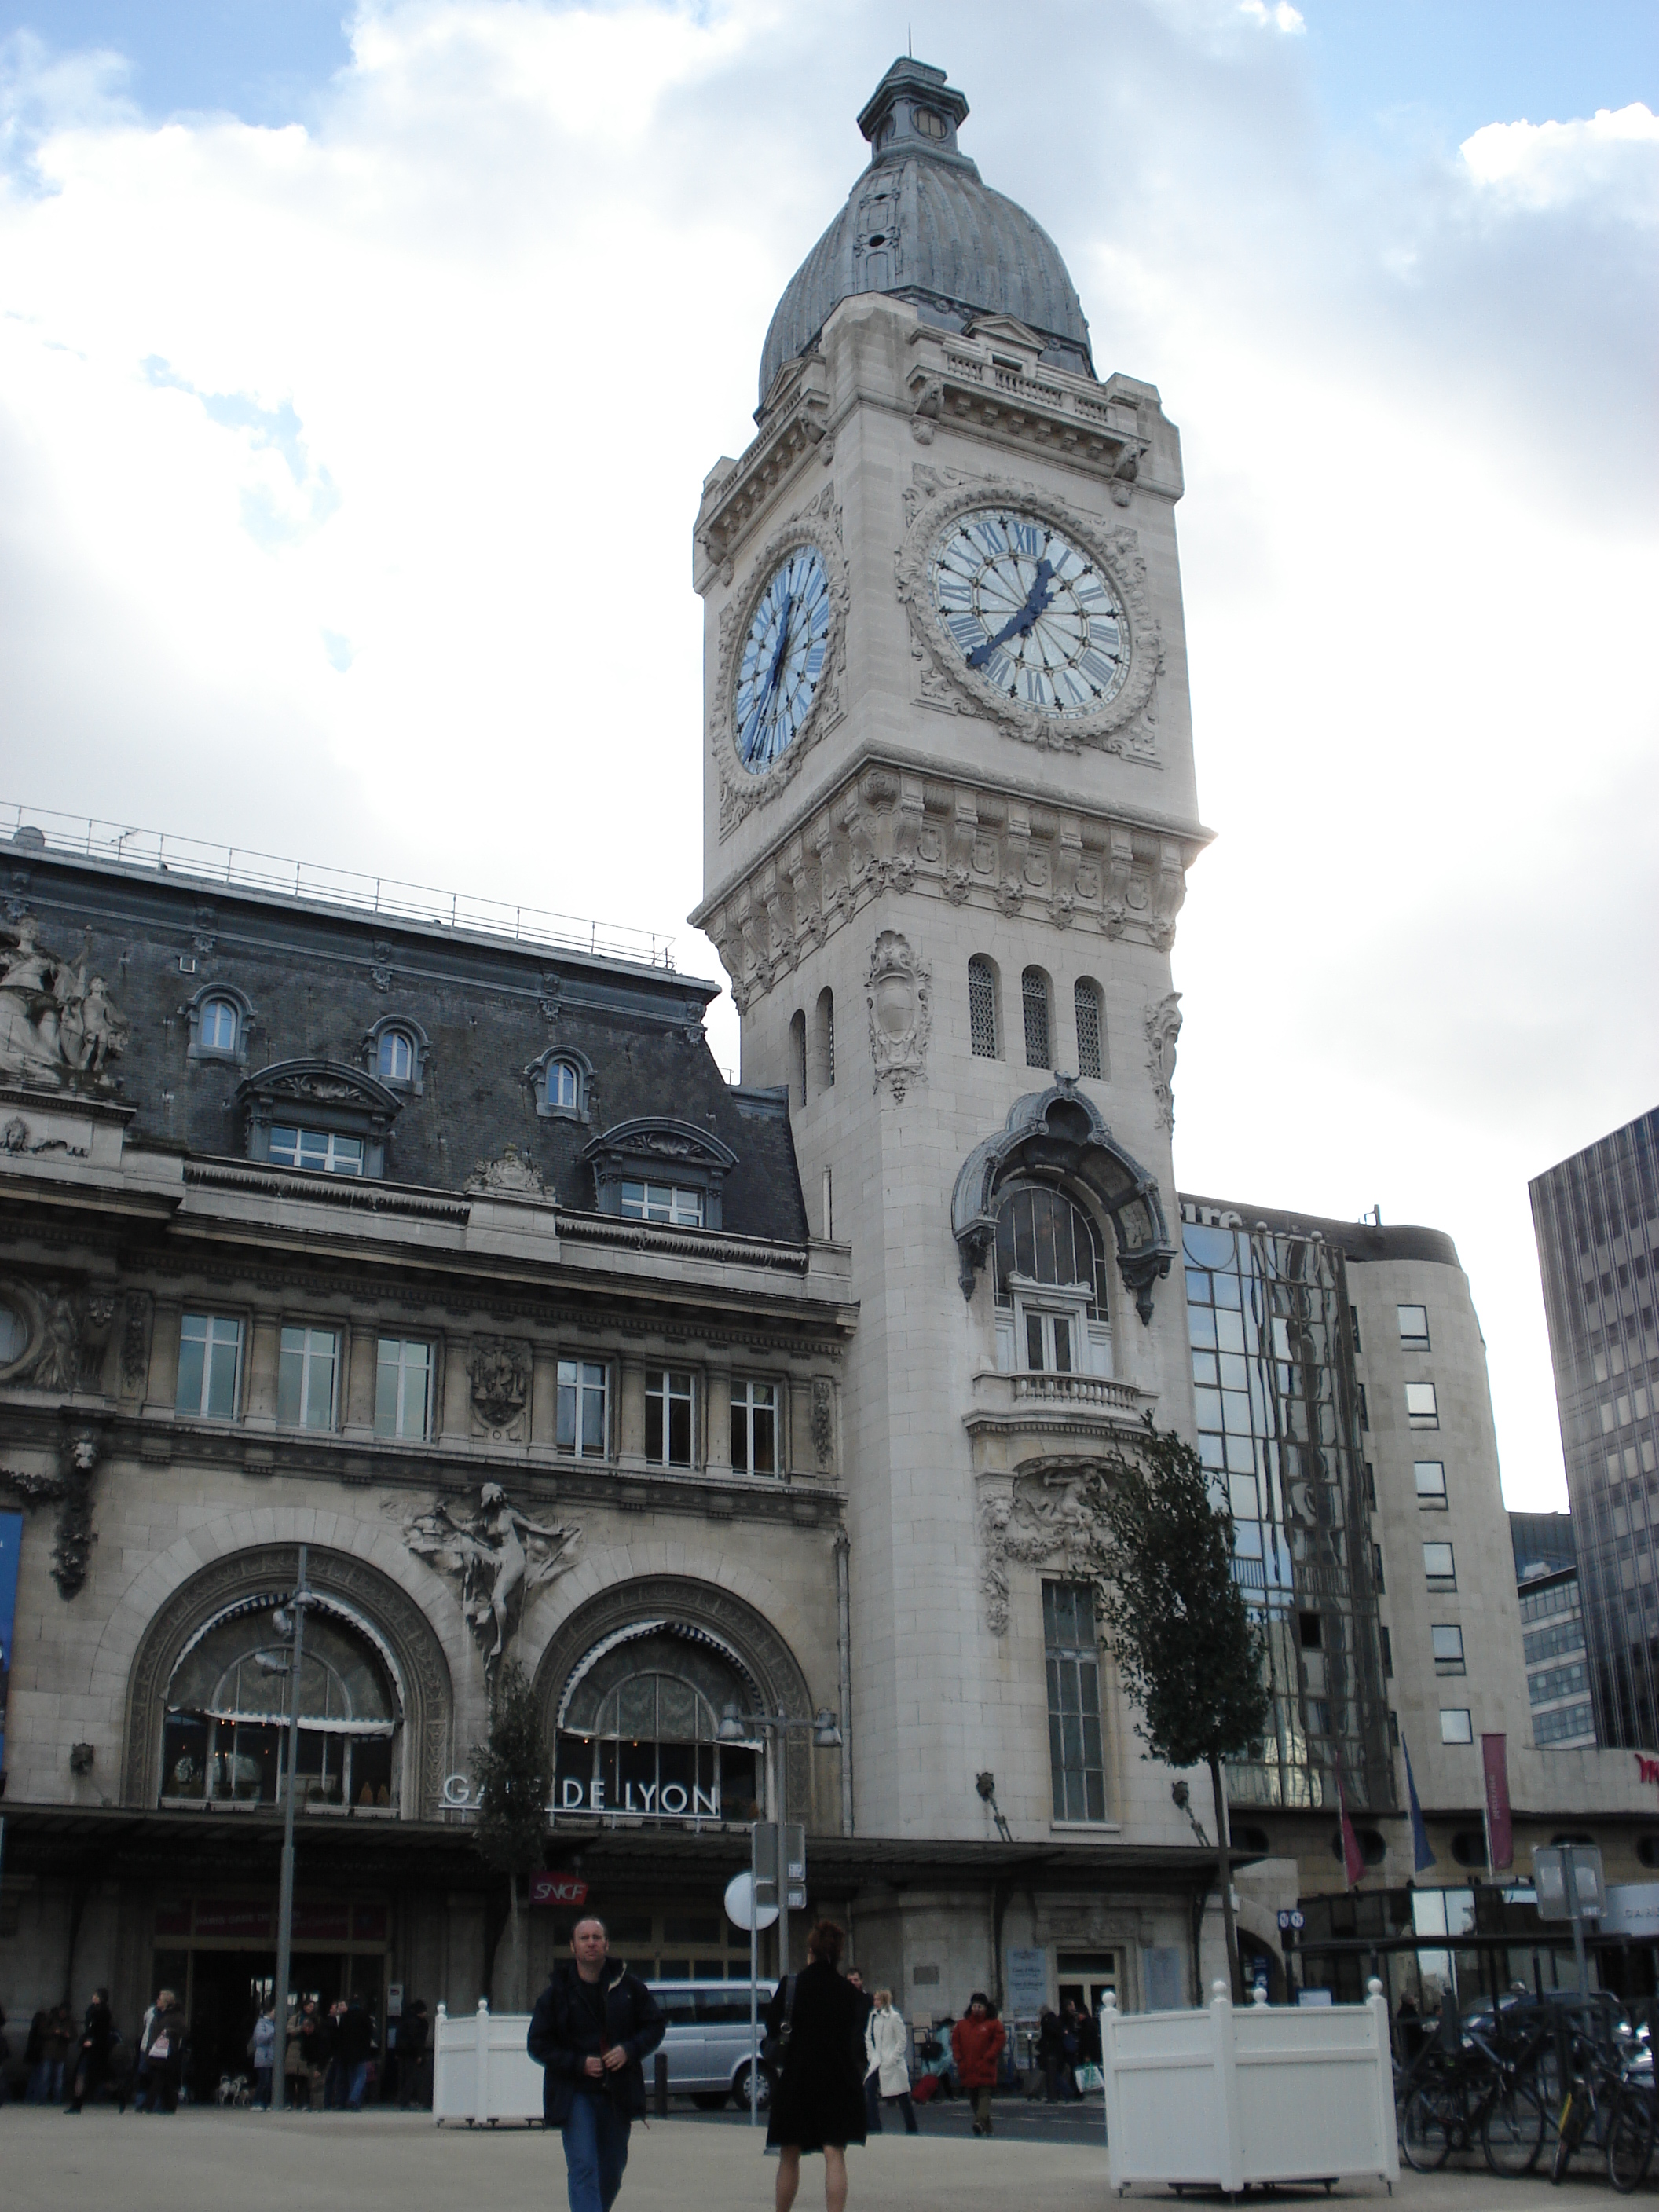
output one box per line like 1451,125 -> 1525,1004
466,1336 -> 530,1439
0,1429 -> 101,1599
0,917 -> 130,1090
1144,991 -> 1183,1131
810,1378 -> 835,1474
979,1463 -> 1113,1634
866,928 -> 932,1101
464,1143 -> 547,1198
0,1280 -> 115,1393
404,1481 -> 580,1676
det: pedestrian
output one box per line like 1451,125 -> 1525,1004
31,2002 -> 74,2104
137,1990 -> 184,2114
398,1999 -> 432,2110
249,2004 -> 277,2109
297,1997 -> 326,2108
526,1914 -> 665,2212
865,1990 -> 917,2136
66,1987 -> 115,2113
322,1998 -> 349,2108
949,1992 -> 1005,2139
335,1994 -> 374,2110
765,1918 -> 866,2212
1035,2008 -> 1068,2103
845,1969 -> 879,2135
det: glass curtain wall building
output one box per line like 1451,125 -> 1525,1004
1530,1108 -> 1659,1748
1181,1211 -> 1394,1815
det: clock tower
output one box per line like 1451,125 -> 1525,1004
693,57 -> 1214,1985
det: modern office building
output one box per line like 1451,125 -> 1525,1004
1531,1109 -> 1659,1748
1510,1512 -> 1595,1751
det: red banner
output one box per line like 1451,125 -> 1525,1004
530,1873 -> 590,1909
1481,1734 -> 1514,1870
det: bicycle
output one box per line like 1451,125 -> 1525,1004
1550,2024 -> 1654,2193
1395,2016 -> 1547,2177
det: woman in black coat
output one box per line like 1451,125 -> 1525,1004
766,1920 -> 866,2212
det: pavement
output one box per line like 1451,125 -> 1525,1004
0,2105 -> 1637,2212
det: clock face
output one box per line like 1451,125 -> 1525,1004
732,545 -> 832,774
928,507 -> 1129,718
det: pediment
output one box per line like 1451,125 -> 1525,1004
236,1058 -> 403,1119
961,313 -> 1047,357
583,1118 -> 739,1174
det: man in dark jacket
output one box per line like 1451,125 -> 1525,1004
527,1917 -> 665,2212
66,1988 -> 114,2112
335,1995 -> 375,2110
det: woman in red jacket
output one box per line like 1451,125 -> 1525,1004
949,1994 -> 1006,2138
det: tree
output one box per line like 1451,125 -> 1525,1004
471,1659 -> 552,2012
1094,1416 -> 1271,2001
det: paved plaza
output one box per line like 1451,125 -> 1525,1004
0,2106 -> 1636,2212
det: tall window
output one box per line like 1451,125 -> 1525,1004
1022,968 -> 1052,1068
646,1370 -> 696,1467
177,1313 -> 241,1418
1432,1624 -> 1466,1675
1415,1459 -> 1447,1505
968,956 -> 998,1059
558,1359 -> 610,1456
731,1380 -> 777,1475
790,1009 -> 808,1105
548,1059 -> 580,1111
621,1182 -> 704,1226
1423,1541 -> 1456,1591
277,1325 -> 338,1429
269,1126 -> 364,1177
375,1338 -> 431,1441
376,1028 -> 415,1083
1405,1381 -> 1439,1430
200,997 -> 240,1053
816,989 -> 835,1089
993,1187 -> 1109,1313
1074,979 -> 1105,1080
1043,1581 -> 1106,1822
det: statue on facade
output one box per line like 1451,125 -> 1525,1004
404,1481 -> 580,1677
0,917 -> 130,1091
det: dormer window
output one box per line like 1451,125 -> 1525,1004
376,1028 -> 414,1084
361,1016 -> 428,1095
584,1119 -> 739,1232
526,1045 -> 593,1123
621,1181 -> 704,1228
237,1060 -> 402,1181
185,981 -> 255,1067
548,1060 -> 580,1111
201,998 -> 238,1052
270,1127 -> 364,1177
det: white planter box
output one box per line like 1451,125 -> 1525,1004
432,2000 -> 543,2125
1101,1979 -> 1398,2193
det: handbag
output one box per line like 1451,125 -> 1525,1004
760,1975 -> 799,2066
1075,2062 -> 1104,2093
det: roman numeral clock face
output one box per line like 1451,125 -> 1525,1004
732,545 -> 832,774
929,507 -> 1130,718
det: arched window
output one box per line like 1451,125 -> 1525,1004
555,1628 -> 761,1824
1022,968 -> 1052,1069
789,1009 -> 808,1106
815,988 -> 835,1089
993,1183 -> 1112,1377
1074,979 -> 1106,1081
159,1599 -> 400,1813
528,1045 -> 592,1122
968,956 -> 998,1060
185,981 -> 255,1065
548,1058 -> 580,1111
376,1027 -> 416,1084
200,997 -> 240,1053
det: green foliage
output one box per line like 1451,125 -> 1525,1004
1096,1417 -> 1271,1770
471,1660 -> 551,1878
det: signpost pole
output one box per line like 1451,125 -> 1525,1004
1563,1852 -> 1589,2003
271,1544 -> 308,2114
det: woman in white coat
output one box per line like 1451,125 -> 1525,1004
864,1990 -> 918,2135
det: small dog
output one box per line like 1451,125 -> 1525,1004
216,2072 -> 255,2107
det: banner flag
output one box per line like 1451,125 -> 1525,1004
1402,1737 -> 1437,1873
1481,1733 -> 1514,1870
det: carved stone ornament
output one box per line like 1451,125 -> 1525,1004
119,1290 -> 155,1395
979,1461 -> 1114,1635
865,929 -> 932,1102
464,1142 -> 547,1199
0,914 -> 131,1091
0,1278 -> 115,1391
404,1481 -> 580,1679
1144,991 -> 1183,1131
810,1377 -> 834,1474
466,1337 -> 530,1438
1,1113 -> 89,1161
0,1427 -> 101,1599
714,485 -> 851,841
895,466 -> 1163,759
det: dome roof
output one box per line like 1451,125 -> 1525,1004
759,58 -> 1094,412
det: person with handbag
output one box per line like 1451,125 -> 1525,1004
864,1990 -> 917,2136
526,1914 -> 665,2212
949,1993 -> 1006,2138
765,1919 -> 866,2212
137,1989 -> 183,2114
65,1988 -> 115,2113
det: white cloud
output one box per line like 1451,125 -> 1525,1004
1237,2 -> 1305,32
0,0 -> 1652,1512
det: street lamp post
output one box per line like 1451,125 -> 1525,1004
269,1546 -> 318,2114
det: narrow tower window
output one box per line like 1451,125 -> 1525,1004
1022,968 -> 1052,1069
1074,979 -> 1105,1080
789,1009 -> 807,1106
968,957 -> 998,1060
816,987 -> 835,1089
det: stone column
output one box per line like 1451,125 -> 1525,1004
244,1313 -> 281,1430
617,1360 -> 646,1470
705,1368 -> 732,1475
145,1302 -> 181,1418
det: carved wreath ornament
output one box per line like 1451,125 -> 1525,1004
979,1463 -> 1115,1635
895,467 -> 1163,760
713,485 -> 850,840
865,929 -> 931,1101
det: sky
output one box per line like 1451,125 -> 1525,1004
0,1 -> 1654,1513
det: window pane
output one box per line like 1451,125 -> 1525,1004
1397,1304 -> 1430,1346
1405,1382 -> 1438,1422
668,1375 -> 693,1466
277,1331 -> 305,1425
1026,1313 -> 1045,1370
1044,1581 -> 1104,1822
580,1369 -> 606,1455
753,1397 -> 775,1475
1440,1708 -> 1473,1745
1074,981 -> 1104,1081
1415,1459 -> 1446,1498
375,1346 -> 401,1437
1053,1317 -> 1072,1373
645,1385 -> 663,1463
557,1366 -> 577,1451
1431,1625 -> 1464,1661
1021,969 -> 1051,1068
177,1318 -> 207,1414
969,957 -> 998,1059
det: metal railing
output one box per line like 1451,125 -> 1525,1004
1,800 -> 676,969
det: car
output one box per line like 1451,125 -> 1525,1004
646,1979 -> 778,2111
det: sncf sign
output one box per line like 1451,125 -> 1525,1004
530,1873 -> 590,1909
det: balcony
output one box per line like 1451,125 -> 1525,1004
963,1368 -> 1154,1466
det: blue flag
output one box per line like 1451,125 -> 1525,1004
1403,1737 -> 1437,1873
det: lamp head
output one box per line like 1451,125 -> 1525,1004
1171,1780 -> 1190,1811
716,1701 -> 748,1745
975,1771 -> 996,1804
811,1708 -> 843,1748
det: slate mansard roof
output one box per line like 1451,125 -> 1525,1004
758,57 -> 1095,410
1,839 -> 811,1246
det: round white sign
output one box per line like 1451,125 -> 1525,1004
723,1871 -> 779,1933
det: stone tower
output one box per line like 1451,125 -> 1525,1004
693,59 -> 1207,1873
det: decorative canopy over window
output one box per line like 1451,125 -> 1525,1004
554,1621 -> 764,1822
236,1059 -> 403,1178
583,1119 -> 739,1230
951,1078 -> 1176,1322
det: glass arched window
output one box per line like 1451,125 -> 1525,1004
993,1184 -> 1112,1378
160,1599 -> 400,1813
200,997 -> 239,1053
555,1628 -> 761,1824
1022,968 -> 1052,1069
968,956 -> 998,1060
1074,979 -> 1105,1080
548,1058 -> 580,1111
376,1027 -> 415,1083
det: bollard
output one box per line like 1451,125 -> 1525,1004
654,2051 -> 668,2118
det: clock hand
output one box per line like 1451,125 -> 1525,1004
764,591 -> 795,705
966,558 -> 1055,670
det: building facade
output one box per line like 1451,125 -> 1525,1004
1531,1108 -> 1659,1748
1511,1511 -> 1595,1752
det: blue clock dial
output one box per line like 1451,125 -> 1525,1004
733,546 -> 832,774
929,507 -> 1128,717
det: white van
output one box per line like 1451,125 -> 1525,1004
647,1979 -> 778,2111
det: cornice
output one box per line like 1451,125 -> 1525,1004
696,357 -> 833,577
